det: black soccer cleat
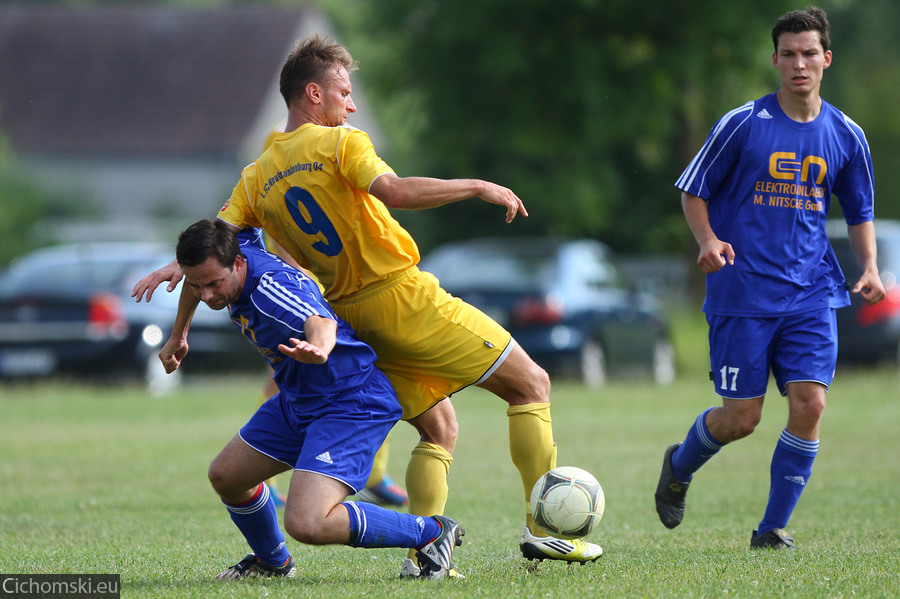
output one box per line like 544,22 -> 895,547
215,554 -> 296,580
655,442 -> 691,529
750,528 -> 796,550
416,515 -> 465,579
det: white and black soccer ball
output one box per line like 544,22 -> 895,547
530,466 -> 605,540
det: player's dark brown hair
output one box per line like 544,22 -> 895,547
772,6 -> 831,52
176,219 -> 240,269
279,34 -> 358,108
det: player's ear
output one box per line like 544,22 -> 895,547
306,81 -> 322,103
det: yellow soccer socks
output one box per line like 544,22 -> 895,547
508,402 -> 557,532
405,441 -> 452,562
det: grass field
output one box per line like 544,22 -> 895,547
1,324 -> 899,597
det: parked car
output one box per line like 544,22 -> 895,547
419,237 -> 675,386
0,242 -> 264,394
828,219 -> 900,365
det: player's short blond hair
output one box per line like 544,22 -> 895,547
279,34 -> 358,107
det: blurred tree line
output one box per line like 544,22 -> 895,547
326,0 -> 900,255
0,134 -> 95,265
2,0 -> 898,263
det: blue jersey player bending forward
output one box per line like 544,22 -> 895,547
656,7 -> 885,549
170,219 -> 464,579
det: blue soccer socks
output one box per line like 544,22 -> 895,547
671,407 -> 724,482
344,500 -> 441,549
757,429 -> 818,535
223,483 -> 291,568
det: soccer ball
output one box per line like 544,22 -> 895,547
530,466 -> 604,540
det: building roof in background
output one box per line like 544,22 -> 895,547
0,4 -> 317,158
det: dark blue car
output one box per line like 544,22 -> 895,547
0,242 -> 264,394
420,237 -> 675,386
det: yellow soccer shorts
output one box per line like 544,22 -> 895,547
331,267 -> 513,420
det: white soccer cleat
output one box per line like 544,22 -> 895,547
519,527 -> 603,563
398,558 -> 421,579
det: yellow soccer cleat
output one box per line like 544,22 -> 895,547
519,527 -> 603,563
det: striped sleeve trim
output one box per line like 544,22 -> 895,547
840,111 -> 875,212
676,101 -> 755,193
251,273 -> 324,332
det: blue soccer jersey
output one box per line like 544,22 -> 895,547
676,92 -> 874,316
237,226 -> 267,252
227,235 -> 382,407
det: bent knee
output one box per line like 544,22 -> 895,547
207,460 -> 256,501
283,516 -> 328,545
440,418 -> 459,446
795,396 -> 826,419
532,364 -> 551,399
417,420 -> 458,449
513,362 -> 551,405
481,344 -> 551,404
725,416 -> 761,441
731,422 -> 758,440
207,461 -> 230,496
412,401 -> 459,449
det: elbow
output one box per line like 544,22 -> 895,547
379,193 -> 407,209
377,187 -> 410,209
370,174 -> 410,208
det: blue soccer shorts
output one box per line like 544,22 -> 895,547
238,369 -> 402,493
706,308 -> 838,399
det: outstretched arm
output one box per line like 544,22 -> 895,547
369,173 -> 528,224
681,192 -> 735,273
847,220 -> 885,305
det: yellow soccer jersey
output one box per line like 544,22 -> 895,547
219,123 -> 420,301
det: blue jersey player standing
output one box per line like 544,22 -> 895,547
655,7 -> 885,549
170,219 -> 463,579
